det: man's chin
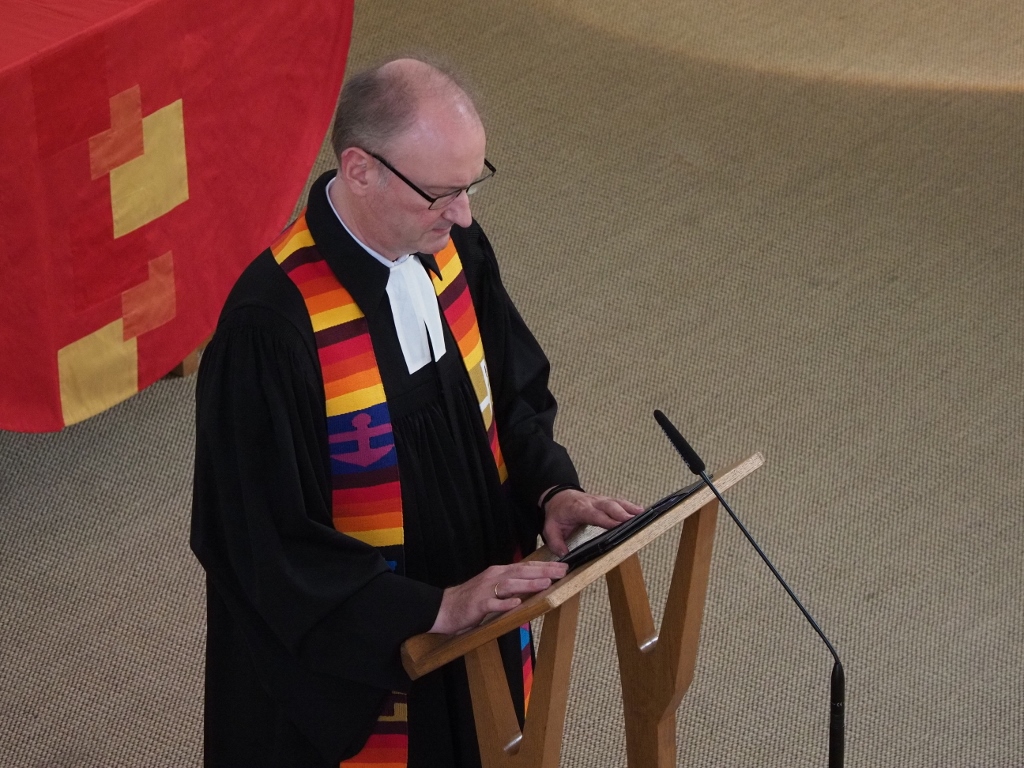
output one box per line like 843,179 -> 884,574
423,228 -> 452,252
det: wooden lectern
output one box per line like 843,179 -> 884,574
401,453 -> 764,767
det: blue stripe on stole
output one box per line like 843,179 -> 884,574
327,402 -> 399,474
379,545 -> 405,576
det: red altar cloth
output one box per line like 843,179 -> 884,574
0,0 -> 353,431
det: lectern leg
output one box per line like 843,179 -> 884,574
464,594 -> 581,768
606,500 -> 719,768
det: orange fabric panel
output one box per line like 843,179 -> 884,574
88,85 -> 144,179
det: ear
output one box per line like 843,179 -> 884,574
338,147 -> 377,197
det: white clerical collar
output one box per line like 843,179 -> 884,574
325,177 -> 446,373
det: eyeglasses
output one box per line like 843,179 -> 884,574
368,152 -> 496,210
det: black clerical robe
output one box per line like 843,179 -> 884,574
190,172 -> 580,767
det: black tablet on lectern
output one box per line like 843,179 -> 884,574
558,477 -> 708,571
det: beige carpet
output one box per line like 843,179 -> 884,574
2,0 -> 1022,765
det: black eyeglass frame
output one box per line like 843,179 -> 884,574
368,152 -> 496,210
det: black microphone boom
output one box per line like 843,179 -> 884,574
653,409 -> 845,768
653,410 -> 705,474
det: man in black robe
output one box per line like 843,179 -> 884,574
191,57 -> 642,767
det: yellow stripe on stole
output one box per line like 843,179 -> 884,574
272,226 -> 315,263
309,302 -> 364,332
430,243 -> 462,291
432,239 -> 458,271
338,527 -> 405,547
462,334 -> 484,369
326,383 -> 387,417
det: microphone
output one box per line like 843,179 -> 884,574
653,409 -> 845,768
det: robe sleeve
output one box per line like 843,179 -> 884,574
455,224 -> 582,521
190,299 -> 442,693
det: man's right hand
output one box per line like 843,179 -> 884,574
428,560 -> 569,636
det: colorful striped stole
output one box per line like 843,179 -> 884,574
271,216 -> 533,766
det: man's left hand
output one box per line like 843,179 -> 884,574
542,490 -> 644,557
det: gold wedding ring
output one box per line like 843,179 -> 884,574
493,582 -> 501,599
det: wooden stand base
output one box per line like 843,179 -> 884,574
465,595 -> 581,768
607,501 -> 719,767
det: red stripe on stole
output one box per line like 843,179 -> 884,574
342,734 -> 407,763
322,349 -> 378,382
333,485 -> 402,520
333,495 -> 401,520
342,751 -> 406,764
362,733 -> 405,745
361,733 -> 407,749
296,274 -> 343,300
319,334 -> 374,367
284,258 -> 334,285
333,499 -> 402,520
444,285 -> 472,328
343,751 -> 406,764
334,483 -> 402,505
488,425 -> 505,464
449,304 -> 477,346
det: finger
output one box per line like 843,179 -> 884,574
616,498 -> 645,515
499,576 -> 554,597
507,561 -> 568,579
578,506 -> 631,530
486,560 -> 567,588
543,524 -> 569,557
488,596 -> 522,613
593,498 -> 639,522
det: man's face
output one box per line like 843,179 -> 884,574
365,100 -> 487,258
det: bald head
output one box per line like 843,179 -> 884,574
330,57 -> 481,160
327,57 -> 488,260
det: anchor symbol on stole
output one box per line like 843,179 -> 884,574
331,412 -> 394,467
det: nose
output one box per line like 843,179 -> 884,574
442,190 -> 473,228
